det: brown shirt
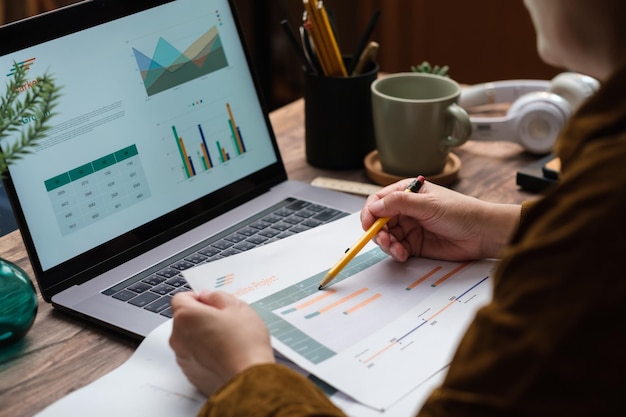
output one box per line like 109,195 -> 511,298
199,64 -> 626,417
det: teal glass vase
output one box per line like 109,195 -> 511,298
0,258 -> 38,346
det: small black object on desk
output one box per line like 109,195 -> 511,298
516,154 -> 559,193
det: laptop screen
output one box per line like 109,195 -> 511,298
0,0 -> 284,292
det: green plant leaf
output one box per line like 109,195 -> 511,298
0,63 -> 61,177
410,61 -> 450,77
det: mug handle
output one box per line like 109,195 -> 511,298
443,103 -> 472,147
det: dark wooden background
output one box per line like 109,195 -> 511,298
1,0 -> 560,111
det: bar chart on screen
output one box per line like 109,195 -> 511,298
162,101 -> 249,181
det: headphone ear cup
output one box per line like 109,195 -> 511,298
549,72 -> 599,111
507,91 -> 571,154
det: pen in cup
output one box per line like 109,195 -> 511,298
299,25 -> 321,74
351,41 -> 379,76
319,176 -> 425,290
346,9 -> 381,75
281,19 -> 316,74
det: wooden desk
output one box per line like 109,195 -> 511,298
0,98 -> 536,417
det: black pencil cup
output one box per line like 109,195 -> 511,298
304,59 -> 379,170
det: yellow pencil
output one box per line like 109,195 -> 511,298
318,176 -> 425,290
303,0 -> 332,75
315,0 -> 347,76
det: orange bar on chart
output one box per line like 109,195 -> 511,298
281,289 -> 337,315
178,137 -> 194,178
305,288 -> 368,318
431,262 -> 471,287
226,103 -> 245,155
406,266 -> 442,290
201,143 -> 212,169
343,293 -> 382,315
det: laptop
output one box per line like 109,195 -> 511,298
0,0 -> 365,339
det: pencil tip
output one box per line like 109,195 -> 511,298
318,285 -> 323,290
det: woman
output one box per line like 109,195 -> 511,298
169,0 -> 626,415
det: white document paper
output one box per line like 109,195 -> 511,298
33,319 -> 444,417
34,320 -> 206,417
34,213 -> 493,416
183,212 -> 496,411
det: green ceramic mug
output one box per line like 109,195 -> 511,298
371,73 -> 471,177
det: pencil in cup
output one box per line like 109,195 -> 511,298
302,0 -> 347,77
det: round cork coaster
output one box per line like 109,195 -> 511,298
364,150 -> 461,186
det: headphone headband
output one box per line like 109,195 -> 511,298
459,79 -> 551,108
458,72 -> 599,154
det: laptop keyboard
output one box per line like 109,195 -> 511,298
102,198 -> 349,318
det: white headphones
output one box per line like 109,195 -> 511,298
459,72 -> 599,154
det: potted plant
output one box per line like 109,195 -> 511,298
0,62 -> 60,346
411,61 -> 450,77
